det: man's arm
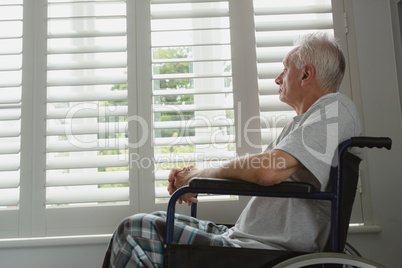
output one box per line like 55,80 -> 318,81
167,149 -> 304,204
196,149 -> 303,185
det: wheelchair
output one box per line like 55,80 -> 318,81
163,137 -> 391,268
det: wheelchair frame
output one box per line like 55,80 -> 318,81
163,137 -> 391,267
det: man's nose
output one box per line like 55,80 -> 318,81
275,74 -> 282,85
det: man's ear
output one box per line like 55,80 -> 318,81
301,64 -> 315,87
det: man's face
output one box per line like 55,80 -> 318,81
275,49 -> 304,108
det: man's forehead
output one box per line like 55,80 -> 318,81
283,54 -> 291,66
283,47 -> 299,65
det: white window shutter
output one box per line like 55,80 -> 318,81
0,1 -> 23,209
253,0 -> 334,147
0,0 -> 365,239
150,0 -> 236,202
46,0 -> 129,207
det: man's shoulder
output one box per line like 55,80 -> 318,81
316,92 -> 352,105
309,93 -> 359,117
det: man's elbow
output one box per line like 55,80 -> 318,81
255,169 -> 285,186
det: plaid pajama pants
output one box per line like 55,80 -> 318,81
103,211 -> 236,268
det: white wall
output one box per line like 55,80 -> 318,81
1,0 -> 402,267
346,0 -> 402,267
0,242 -> 107,268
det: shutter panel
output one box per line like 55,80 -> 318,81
0,0 -> 23,208
253,0 -> 334,146
46,0 -> 129,206
150,0 -> 236,202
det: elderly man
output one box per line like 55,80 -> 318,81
103,32 -> 362,268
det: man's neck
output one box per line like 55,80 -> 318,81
294,90 -> 333,115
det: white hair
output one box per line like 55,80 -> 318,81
292,32 -> 346,92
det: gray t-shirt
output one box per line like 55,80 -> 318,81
222,93 -> 362,252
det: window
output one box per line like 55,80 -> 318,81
151,1 -> 236,203
46,0 -> 129,207
0,0 -> 22,238
1,0 -> 362,240
44,0 -> 133,236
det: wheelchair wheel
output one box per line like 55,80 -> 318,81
272,252 -> 386,268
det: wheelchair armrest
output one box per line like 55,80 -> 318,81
165,178 -> 318,244
189,177 -> 316,194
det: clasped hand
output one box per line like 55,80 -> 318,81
167,165 -> 198,205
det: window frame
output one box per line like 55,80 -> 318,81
0,0 -> 371,241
